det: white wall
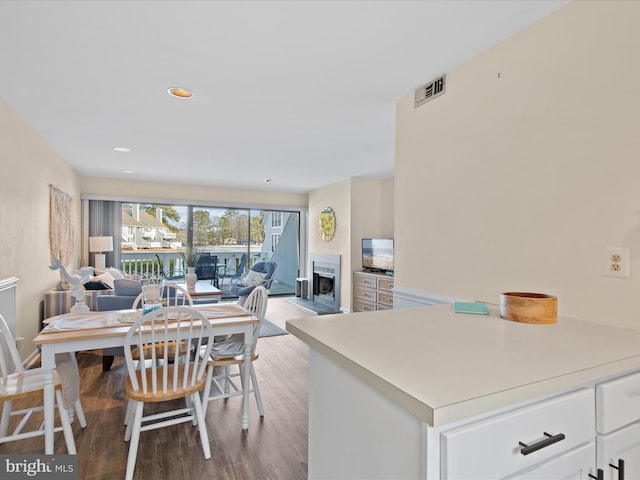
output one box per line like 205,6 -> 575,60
81,176 -> 308,209
309,177 -> 394,311
309,179 -> 352,310
395,1 -> 640,328
0,97 -> 82,356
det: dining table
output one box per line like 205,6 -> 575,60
33,303 -> 259,454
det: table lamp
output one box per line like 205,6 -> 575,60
89,236 -> 113,269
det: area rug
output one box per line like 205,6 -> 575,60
259,319 -> 289,338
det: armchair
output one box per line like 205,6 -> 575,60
230,261 -> 277,305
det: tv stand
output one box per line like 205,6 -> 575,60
353,271 -> 394,312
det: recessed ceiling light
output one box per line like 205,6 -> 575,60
262,178 -> 272,183
168,87 -> 193,99
113,147 -> 131,152
121,170 -> 134,174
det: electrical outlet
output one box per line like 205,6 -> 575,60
603,247 -> 630,278
15,336 -> 24,352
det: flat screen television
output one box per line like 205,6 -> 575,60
362,238 -> 394,274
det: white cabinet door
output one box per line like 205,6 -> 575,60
441,389 -> 594,479
598,422 -> 640,480
596,371 -> 640,434
505,443 -> 596,480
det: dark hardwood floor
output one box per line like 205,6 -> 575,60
0,297 -> 314,480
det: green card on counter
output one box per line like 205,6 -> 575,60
453,302 -> 489,315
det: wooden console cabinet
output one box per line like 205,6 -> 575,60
353,271 -> 394,312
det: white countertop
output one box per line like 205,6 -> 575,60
286,304 -> 640,427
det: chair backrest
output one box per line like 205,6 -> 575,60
0,313 -> 23,376
123,306 -> 214,395
195,253 -> 216,280
245,286 -> 268,322
236,253 -> 248,275
243,286 -> 268,355
250,261 -> 277,289
132,282 -> 193,309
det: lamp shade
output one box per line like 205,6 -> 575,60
89,236 -> 113,253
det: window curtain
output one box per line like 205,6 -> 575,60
88,200 -> 121,269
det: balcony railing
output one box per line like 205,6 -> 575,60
119,249 -> 279,295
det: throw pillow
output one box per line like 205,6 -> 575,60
85,272 -> 115,290
114,278 -> 143,297
242,270 -> 266,287
93,267 -> 125,280
83,281 -> 110,290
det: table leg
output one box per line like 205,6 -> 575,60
41,346 -> 56,454
242,341 -> 251,430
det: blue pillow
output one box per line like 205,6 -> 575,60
84,281 -> 110,290
114,279 -> 142,296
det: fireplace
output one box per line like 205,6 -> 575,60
311,253 -> 341,312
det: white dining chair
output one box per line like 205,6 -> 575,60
123,282 -> 193,425
122,305 -> 214,480
0,313 -> 86,453
201,286 -> 268,417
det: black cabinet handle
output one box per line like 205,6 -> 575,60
589,468 -> 604,480
610,459 -> 625,480
518,431 -> 565,455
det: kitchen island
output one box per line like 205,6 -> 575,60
286,304 -> 640,479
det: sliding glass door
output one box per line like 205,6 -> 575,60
116,202 -> 299,297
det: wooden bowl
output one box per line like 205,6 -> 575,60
500,292 -> 557,324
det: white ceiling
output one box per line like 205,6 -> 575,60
0,0 -> 567,194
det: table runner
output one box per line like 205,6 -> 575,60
41,303 -> 251,333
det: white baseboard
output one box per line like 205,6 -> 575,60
393,288 -> 459,309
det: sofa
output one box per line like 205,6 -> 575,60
97,278 -> 144,371
44,288 -> 114,319
96,279 -> 142,312
43,268 -> 140,319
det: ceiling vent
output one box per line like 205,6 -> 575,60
414,75 -> 446,108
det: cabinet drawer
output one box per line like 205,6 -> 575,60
354,286 -> 376,302
441,389 -> 594,480
354,299 -> 377,312
597,421 -> 640,477
377,291 -> 393,307
354,274 -> 376,288
505,442 -> 595,480
376,277 -> 394,291
596,371 -> 640,434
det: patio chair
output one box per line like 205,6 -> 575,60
0,313 -> 86,453
155,253 -> 185,281
123,306 -> 214,480
195,252 -> 218,285
201,286 -> 268,417
230,261 -> 277,306
218,252 -> 248,287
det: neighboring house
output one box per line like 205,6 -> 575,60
121,210 -> 145,250
263,211 -> 284,253
122,204 -> 182,250
264,211 -> 299,289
